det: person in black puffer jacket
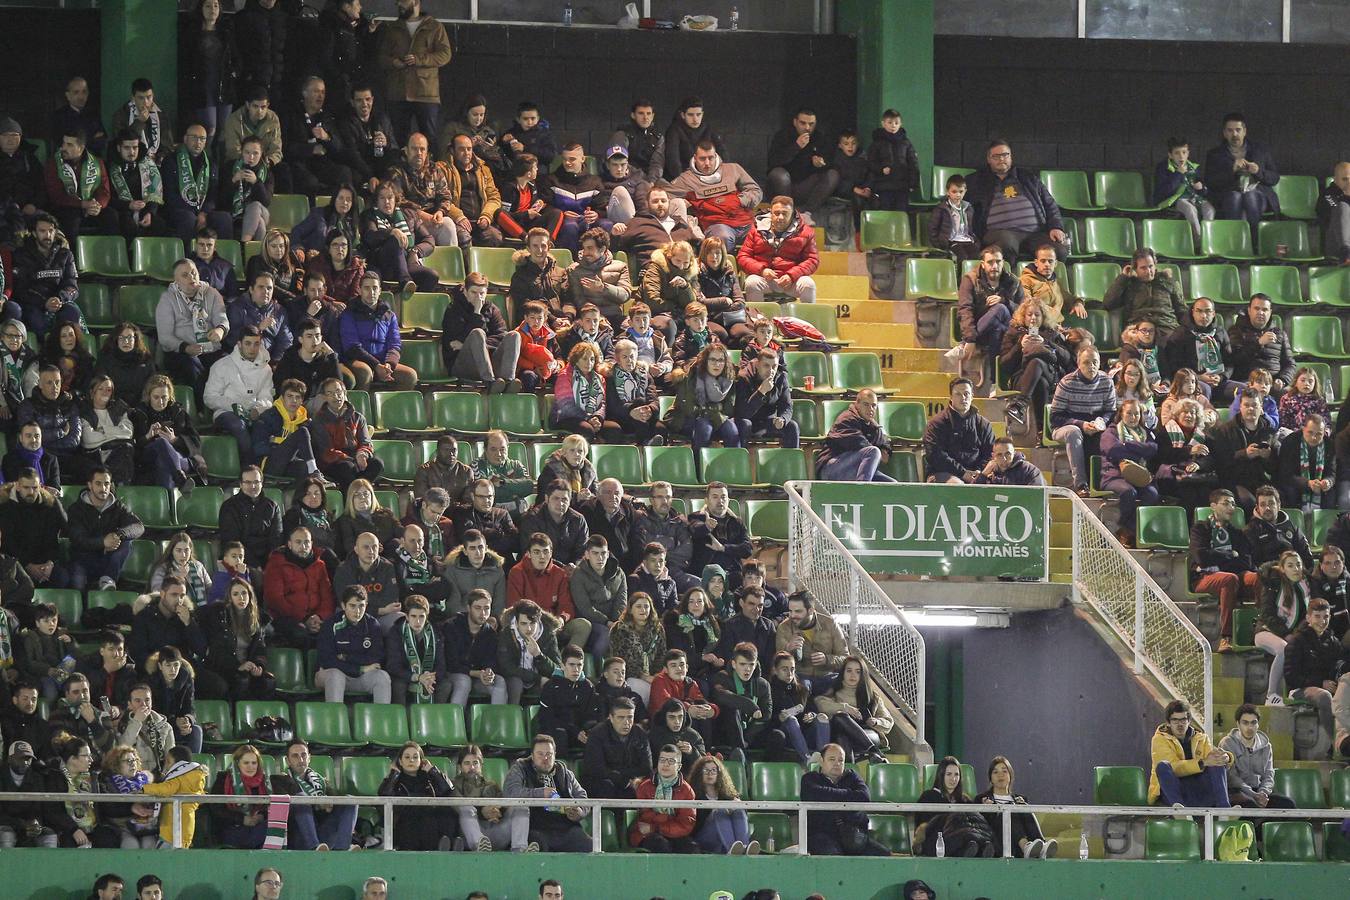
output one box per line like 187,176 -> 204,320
94,324 -> 157,407
816,390 -> 894,483
377,740 -> 459,851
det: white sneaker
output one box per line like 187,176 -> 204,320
314,842 -> 329,852
97,576 -> 117,591
1266,693 -> 1285,707
1023,839 -> 1043,858
1040,838 -> 1058,859
728,840 -> 746,855
746,839 -> 761,856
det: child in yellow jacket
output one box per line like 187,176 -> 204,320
1148,699 -> 1234,806
141,747 -> 208,847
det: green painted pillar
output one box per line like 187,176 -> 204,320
101,0 -> 178,133
836,0 -> 934,195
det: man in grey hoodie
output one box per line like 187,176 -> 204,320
1218,703 -> 1295,810
567,534 -> 627,658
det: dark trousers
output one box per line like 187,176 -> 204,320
811,823 -> 892,856
390,101 -> 440,147
70,542 -> 133,590
22,299 -> 83,338
366,239 -> 439,291
164,348 -> 226,404
766,167 -> 841,214
284,157 -> 355,199
261,427 -> 317,483
637,832 -> 699,853
163,207 -> 233,243
319,456 -> 385,493
139,435 -> 193,489
735,417 -> 801,449
53,206 -> 119,241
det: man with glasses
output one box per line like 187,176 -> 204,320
162,123 -> 232,242
311,377 -> 383,490
964,140 -> 1069,263
252,868 -> 284,900
218,466 -> 284,567
1162,297 -> 1237,403
451,480 -> 518,566
1148,699 -> 1232,807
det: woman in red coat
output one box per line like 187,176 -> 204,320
628,744 -> 697,853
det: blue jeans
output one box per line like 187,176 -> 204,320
1101,476 -> 1160,531
141,435 -> 192,489
683,418 -> 741,455
973,304 -> 1011,358
781,715 -> 831,761
818,446 -> 896,483
215,411 -> 254,467
695,808 -> 751,853
1216,189 -> 1275,239
1155,761 -> 1230,808
289,803 -> 358,850
220,821 -> 267,849
705,223 -> 751,252
22,300 -> 82,338
70,542 -> 133,591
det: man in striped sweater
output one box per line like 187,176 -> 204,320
1049,347 -> 1117,496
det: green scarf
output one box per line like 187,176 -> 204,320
652,771 -> 680,814
1117,420 -> 1150,444
292,767 -> 326,797
56,152 -> 101,201
229,762 -> 267,796
677,613 -> 715,643
0,610 -> 12,668
1164,159 -> 1205,206
397,547 -> 432,586
400,620 -> 437,703
372,209 -> 411,241
424,522 -> 445,559
298,505 -> 330,533
61,764 -> 96,830
572,369 -> 603,416
685,328 -> 711,353
1299,439 -> 1326,508
110,158 -> 163,205
1194,332 -> 1223,377
176,146 -> 210,210
231,160 -> 269,219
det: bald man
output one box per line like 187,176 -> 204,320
1318,161 -> 1350,264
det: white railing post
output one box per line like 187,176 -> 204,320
1203,811 -> 1214,860
590,804 -> 603,853
1133,573 -> 1145,675
1001,806 -> 1012,858
797,805 -> 809,855
172,799 -> 181,849
1071,503 -> 1082,606
383,800 -> 394,850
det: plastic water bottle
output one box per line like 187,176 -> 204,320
562,2 -> 573,26
935,831 -> 945,858
730,6 -> 739,30
1079,831 -> 1089,860
766,832 -> 776,854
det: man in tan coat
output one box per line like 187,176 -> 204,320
379,0 -> 452,145
775,589 -> 846,689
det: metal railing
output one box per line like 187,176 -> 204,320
3,791 -> 1344,861
783,481 -> 926,742
1058,486 -> 1214,732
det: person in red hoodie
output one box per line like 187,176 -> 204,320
737,195 -> 819,304
513,300 -> 561,392
647,649 -> 718,746
628,744 -> 697,853
507,532 -> 585,645
669,140 -> 762,251
44,127 -> 117,240
262,525 -> 334,649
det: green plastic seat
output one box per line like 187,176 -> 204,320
1194,506 -> 1246,529
120,539 -> 162,587
400,292 -> 451,333
80,283 -> 116,330
643,445 -> 701,490
930,165 -> 974,201
1309,266 -> 1350,307
1200,220 -> 1259,261
352,702 -> 410,749
590,444 -> 645,488
243,240 -> 262,265
488,393 -> 545,437
750,762 -> 801,801
428,391 -> 488,435
744,499 -> 789,543
84,590 -> 139,625
470,704 -> 529,749
175,487 -> 225,530
77,235 -> 135,278
1135,506 -> 1189,550
409,703 -> 468,749
868,762 -> 920,803
700,447 -> 763,490
1289,316 -> 1350,360
215,240 -> 243,270
1043,170 -> 1103,212
746,812 -> 795,851
1331,767 -> 1350,808
1261,821 -> 1318,862
370,439 -> 416,483
467,246 -> 518,288
1271,174 -> 1319,221
1091,766 -> 1147,806
1084,308 -> 1119,352
884,401 -> 928,442
265,647 -> 311,696
424,245 -> 466,286
305,754 -> 338,790
903,257 -> 958,302
1307,508 -> 1338,551
921,763 -> 976,798
784,351 -> 833,396
883,448 -> 921,482
193,699 -> 232,745
373,390 -> 432,433
199,435 -> 242,482
400,338 -> 453,385
1145,819 -> 1201,861
1249,265 -> 1306,307
868,814 -> 911,854
792,399 -> 822,439
342,756 -> 390,796
234,700 -> 291,743
1272,768 -> 1326,808
34,588 -> 82,630
859,210 -> 922,252
1257,221 -> 1321,262
1141,219 -> 1205,261
117,285 -> 163,330
1188,264 -> 1244,306
268,194 -> 311,232
1232,607 -> 1258,648
530,442 -> 564,477
1071,262 -> 1122,304
118,485 -> 176,529
754,447 -> 809,487
1324,821 -> 1350,861
1082,217 -> 1136,260
1094,170 -> 1166,213
780,302 -> 844,343
830,351 -> 888,395
295,701 -> 364,749
132,236 -> 187,282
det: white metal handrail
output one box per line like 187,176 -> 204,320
3,791 -> 1342,861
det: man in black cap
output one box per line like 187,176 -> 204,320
0,739 -> 59,848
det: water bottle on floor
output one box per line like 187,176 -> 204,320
935,831 -> 945,858
1079,831 -> 1089,860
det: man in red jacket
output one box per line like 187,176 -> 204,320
263,526 -> 335,649
506,531 -> 589,648
44,127 -> 118,239
737,195 -> 819,304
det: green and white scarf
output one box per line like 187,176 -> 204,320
397,547 -> 432,586
1300,440 -> 1326,508
176,146 -> 210,210
1117,420 -> 1150,445
400,620 -> 437,703
371,209 -> 411,241
298,505 -> 330,533
56,152 -> 101,201
1195,333 -> 1223,377
652,771 -> 680,814
0,610 -> 13,669
60,764 -> 96,830
291,766 -> 327,797
572,369 -> 603,416
110,159 -> 163,205
230,160 -> 269,219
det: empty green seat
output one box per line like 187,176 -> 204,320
1043,170 -> 1103,212
1084,308 -> 1119,351
425,246 -> 466,285
754,447 -> 809,487
830,351 -> 888,395
643,445 -> 700,490
295,701 -> 363,749
1307,508 -> 1338,551
352,702 -> 410,749
267,647 -> 310,696
590,444 -> 645,488
470,704 -> 529,749
343,756 -> 390,796
193,699 -> 233,745
117,285 -> 163,330
784,351 -> 832,394
80,283 -> 116,329
268,194 -> 311,232
1331,767 -> 1350,808
1145,819 -> 1201,861
700,448 -> 762,489
884,401 -> 928,442
402,338 -> 454,385
1257,221 -> 1320,262
121,539 -> 162,586
1261,821 -> 1318,862
793,399 -> 822,439
1141,219 -> 1204,260
1271,174 -> 1319,221
1289,316 -> 1350,360
859,211 -> 921,252
1135,506 -> 1189,550
750,762 -> 801,801
215,240 -> 243,270
1094,170 -> 1166,213
132,236 -> 187,281
868,814 -> 911,854
347,389 -> 372,424
174,487 -> 224,530
368,439 -> 415,483
1324,821 -> 1350,861
429,391 -> 488,434
1071,262 -> 1122,304
467,246 -> 517,288
868,762 -> 920,803
1188,264 -> 1244,306
199,435 -> 242,481
401,292 -> 451,333
745,499 -> 789,543
409,703 -> 467,749
883,448 -> 921,482
1309,266 -> 1350,307
488,393 -> 545,437
1082,217 -> 1136,260
119,486 -> 176,529
1272,768 -> 1326,808
746,813 -> 795,851
34,588 -> 82,630
77,235 -> 135,278
1200,220 -> 1258,261
903,258 -> 958,302
530,442 -> 564,477
373,390 -> 432,433
1249,265 -> 1305,307
1092,766 -> 1147,806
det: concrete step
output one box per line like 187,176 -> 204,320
816,251 -> 864,277
882,371 -> 957,394
837,321 -> 916,347
815,274 -> 872,300
819,297 -> 911,325
849,346 -> 947,371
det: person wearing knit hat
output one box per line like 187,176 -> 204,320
0,116 -> 45,247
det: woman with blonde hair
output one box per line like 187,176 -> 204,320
999,297 -> 1071,416
333,477 -> 400,559
639,240 -> 699,343
99,745 -> 159,849
244,227 -> 301,302
534,432 -> 597,501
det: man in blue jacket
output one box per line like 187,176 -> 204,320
315,585 -> 391,704
923,377 -> 995,484
339,272 -> 417,390
1203,113 -> 1280,242
800,743 -> 891,856
963,140 -> 1069,263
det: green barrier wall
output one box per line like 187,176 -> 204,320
5,849 -> 1340,899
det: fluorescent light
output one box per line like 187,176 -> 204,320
903,612 -> 980,628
